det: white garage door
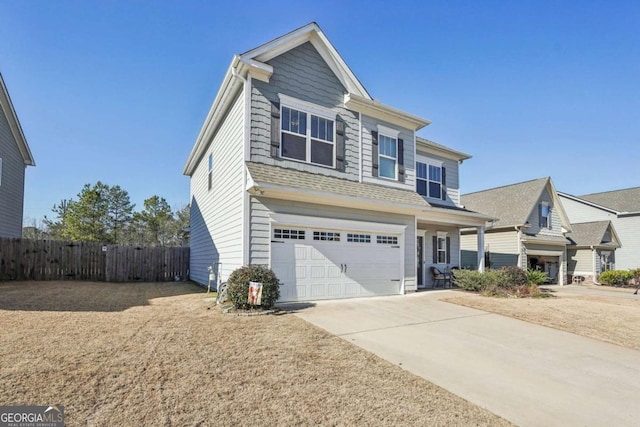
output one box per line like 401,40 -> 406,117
271,226 -> 403,302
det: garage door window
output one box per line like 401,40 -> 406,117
274,229 -> 305,240
377,235 -> 398,245
313,231 -> 341,241
347,233 -> 371,243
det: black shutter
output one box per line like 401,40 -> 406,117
432,236 -> 437,263
336,119 -> 346,171
397,138 -> 405,182
441,167 -> 447,200
371,130 -> 379,177
446,237 -> 451,264
270,102 -> 281,158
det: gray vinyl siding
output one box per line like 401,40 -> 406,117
460,230 -> 519,269
249,196 -> 417,292
560,195 -> 640,269
416,150 -> 460,207
567,248 -> 593,276
560,195 -> 616,223
250,42 -> 359,180
609,216 -> 640,269
529,189 -> 564,238
361,114 -> 414,190
0,104 -> 25,237
189,90 -> 245,285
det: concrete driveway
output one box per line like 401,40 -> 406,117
289,291 -> 640,427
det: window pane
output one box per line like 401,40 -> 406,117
318,118 -> 326,140
311,140 -> 333,166
429,165 -> 441,182
380,135 -> 396,157
326,120 -> 333,142
429,182 -> 441,198
417,179 -> 427,196
298,111 -> 307,134
380,157 -> 396,179
417,162 -> 427,179
282,107 -> 290,132
311,115 -> 318,138
281,133 -> 306,161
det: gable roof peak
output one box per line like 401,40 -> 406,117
463,176 -> 549,197
240,22 -> 371,99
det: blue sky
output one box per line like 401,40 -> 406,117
1,1 -> 639,225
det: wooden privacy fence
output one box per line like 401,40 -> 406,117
0,238 -> 190,282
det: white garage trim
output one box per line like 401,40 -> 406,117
269,213 -> 407,234
527,249 -> 563,257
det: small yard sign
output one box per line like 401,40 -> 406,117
248,282 -> 263,306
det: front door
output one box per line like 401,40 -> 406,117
417,236 -> 423,287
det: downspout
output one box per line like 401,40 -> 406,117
232,67 -> 250,267
358,112 -> 363,182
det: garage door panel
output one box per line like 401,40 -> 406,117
272,225 -> 403,302
310,283 -> 327,298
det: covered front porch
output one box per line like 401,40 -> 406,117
416,207 -> 490,289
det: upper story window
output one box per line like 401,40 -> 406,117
280,95 -> 336,168
416,161 -> 446,200
539,202 -> 551,228
378,134 -> 397,179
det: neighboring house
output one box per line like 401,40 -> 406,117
0,73 -> 35,238
559,189 -> 640,270
460,177 -> 572,285
183,23 -> 490,302
566,221 -> 620,282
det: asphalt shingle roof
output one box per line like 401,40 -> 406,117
246,162 -> 430,208
579,187 -> 640,213
461,178 -> 550,228
566,221 -> 618,247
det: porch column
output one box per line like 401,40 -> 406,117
477,226 -> 485,273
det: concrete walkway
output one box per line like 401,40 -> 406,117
289,291 -> 640,427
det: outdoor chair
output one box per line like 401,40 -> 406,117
430,266 -> 452,288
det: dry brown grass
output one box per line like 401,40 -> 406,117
444,290 -> 640,350
0,281 -> 510,426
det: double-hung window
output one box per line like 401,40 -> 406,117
378,134 -> 397,179
539,202 -> 551,228
436,232 -> 447,264
416,161 -> 445,200
280,95 -> 335,167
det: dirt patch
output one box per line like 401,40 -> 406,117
443,290 -> 640,350
0,281 -> 510,426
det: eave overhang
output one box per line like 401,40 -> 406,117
344,93 -> 431,131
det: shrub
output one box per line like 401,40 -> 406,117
452,269 -> 484,291
598,270 -> 634,286
453,267 -> 545,298
526,269 -> 549,285
226,265 -> 281,309
498,266 -> 528,288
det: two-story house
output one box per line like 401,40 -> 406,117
0,73 -> 35,238
559,189 -> 640,270
460,177 -> 572,285
183,23 -> 490,301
